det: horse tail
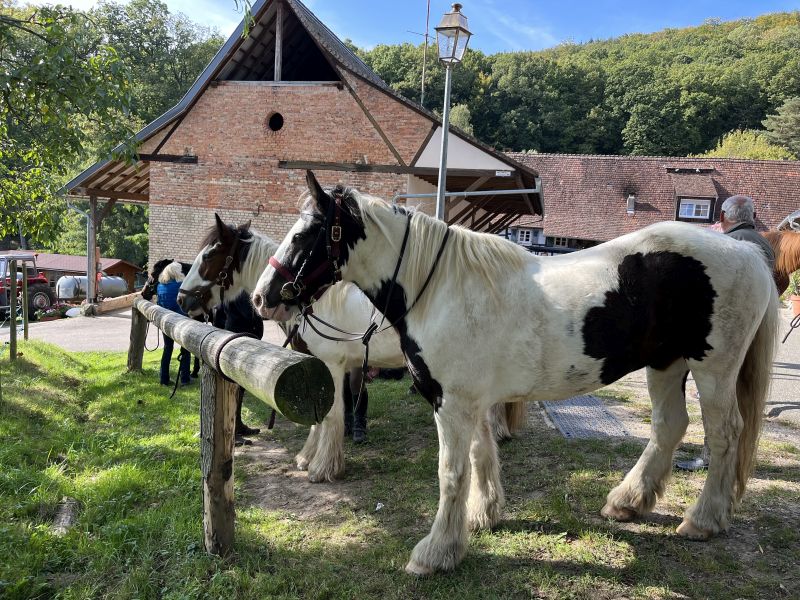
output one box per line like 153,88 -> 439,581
504,401 -> 527,435
735,287 -> 779,500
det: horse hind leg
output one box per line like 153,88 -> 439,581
602,359 -> 689,521
488,403 -> 511,441
677,367 -> 741,540
466,411 -> 505,531
488,401 -> 527,442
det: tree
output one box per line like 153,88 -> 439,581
763,97 -> 800,157
695,129 -> 795,159
0,4 -> 135,246
449,103 -> 473,136
92,0 -> 223,123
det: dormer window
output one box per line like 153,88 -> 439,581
678,198 -> 711,220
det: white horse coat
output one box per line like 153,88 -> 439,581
253,173 -> 778,575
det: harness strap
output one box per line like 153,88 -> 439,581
377,213 -> 413,329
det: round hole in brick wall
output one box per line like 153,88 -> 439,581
267,112 -> 284,132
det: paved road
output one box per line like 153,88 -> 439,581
769,307 -> 800,425
4,306 -> 800,425
0,308 -> 286,352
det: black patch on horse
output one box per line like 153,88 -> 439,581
582,251 -> 716,385
366,279 -> 443,410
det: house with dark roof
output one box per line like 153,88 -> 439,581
64,0 -> 542,265
506,153 -> 800,250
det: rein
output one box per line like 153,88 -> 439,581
288,211 -> 449,414
269,192 -> 345,306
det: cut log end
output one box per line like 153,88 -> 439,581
273,359 -> 335,425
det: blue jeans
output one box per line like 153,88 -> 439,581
160,332 -> 190,385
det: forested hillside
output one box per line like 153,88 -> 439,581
3,5 -> 797,255
354,12 -> 800,157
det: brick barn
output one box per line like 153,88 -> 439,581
64,0 -> 542,267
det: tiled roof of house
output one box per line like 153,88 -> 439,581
508,153 -> 800,242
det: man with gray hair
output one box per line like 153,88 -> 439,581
677,194 -> 776,472
720,194 -> 775,268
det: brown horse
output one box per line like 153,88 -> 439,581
764,230 -> 800,293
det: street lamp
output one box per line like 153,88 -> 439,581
434,3 -> 471,221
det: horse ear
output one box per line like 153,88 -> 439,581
306,170 -> 330,213
214,213 -> 225,235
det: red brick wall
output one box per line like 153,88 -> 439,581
147,81 -> 419,264
341,70 -> 434,166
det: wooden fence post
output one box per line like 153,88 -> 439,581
9,259 -> 17,361
127,304 -> 147,372
21,262 -> 28,341
200,361 -> 238,555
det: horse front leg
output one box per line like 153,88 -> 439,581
305,363 -> 346,483
406,402 -> 477,575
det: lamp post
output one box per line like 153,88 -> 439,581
434,3 -> 471,221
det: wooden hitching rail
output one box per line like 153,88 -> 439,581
128,297 -> 334,555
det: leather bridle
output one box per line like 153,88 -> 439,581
267,195 -> 450,414
181,236 -> 242,314
268,190 -> 345,307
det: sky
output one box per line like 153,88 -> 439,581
46,0 -> 800,54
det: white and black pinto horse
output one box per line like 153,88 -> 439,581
177,215 -> 526,483
252,172 -> 779,575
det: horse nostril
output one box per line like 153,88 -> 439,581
177,294 -> 185,308
253,293 -> 263,309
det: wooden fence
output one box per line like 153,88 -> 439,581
128,297 -> 334,555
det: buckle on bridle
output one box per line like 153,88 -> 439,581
281,281 -> 303,301
331,225 -> 342,242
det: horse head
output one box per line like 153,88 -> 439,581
252,171 -> 371,321
178,213 -> 253,317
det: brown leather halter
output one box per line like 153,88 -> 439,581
268,191 -> 344,307
181,234 -> 243,313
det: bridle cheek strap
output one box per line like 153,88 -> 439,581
268,194 -> 345,306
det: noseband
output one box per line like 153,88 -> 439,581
269,191 -> 345,306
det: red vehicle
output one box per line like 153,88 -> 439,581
0,253 -> 56,315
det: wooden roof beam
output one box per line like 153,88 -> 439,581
72,188 -> 148,202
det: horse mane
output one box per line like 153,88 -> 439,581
199,220 -> 253,251
764,230 -> 800,280
351,190 -> 528,315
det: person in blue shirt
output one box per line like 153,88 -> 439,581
157,262 -> 191,386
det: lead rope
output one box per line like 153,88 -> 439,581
782,313 -> 800,344
144,321 -> 160,352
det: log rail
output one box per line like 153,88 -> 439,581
128,297 -> 334,555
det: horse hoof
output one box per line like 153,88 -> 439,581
405,560 -> 434,576
676,519 -> 712,540
600,504 -> 636,522
296,456 -> 310,471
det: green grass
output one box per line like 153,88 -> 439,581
1,341 -> 799,599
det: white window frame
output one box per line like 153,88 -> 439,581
678,198 -> 711,220
553,237 -> 569,247
517,229 -> 533,244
